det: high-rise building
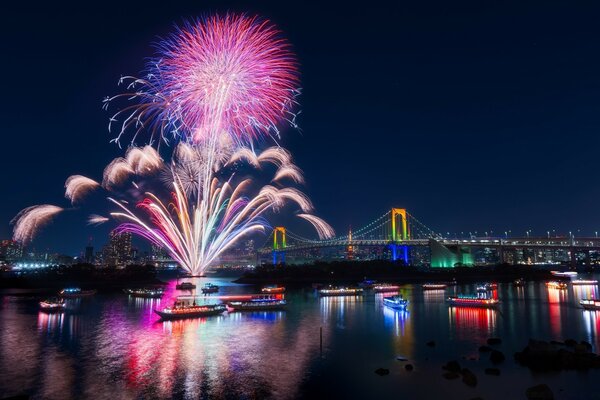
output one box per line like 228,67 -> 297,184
104,231 -> 133,267
84,242 -> 94,264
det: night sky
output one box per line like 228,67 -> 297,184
2,0 -> 600,255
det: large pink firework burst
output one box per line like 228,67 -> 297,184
105,13 -> 299,146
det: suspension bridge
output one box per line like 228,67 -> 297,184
257,208 -> 600,267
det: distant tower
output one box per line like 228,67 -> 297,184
84,237 -> 94,264
346,226 -> 354,260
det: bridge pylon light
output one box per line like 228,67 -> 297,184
272,227 -> 286,265
391,208 -> 409,264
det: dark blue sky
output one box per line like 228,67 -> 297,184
2,0 -> 600,255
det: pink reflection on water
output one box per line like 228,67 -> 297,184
546,287 -> 568,338
448,307 -> 497,343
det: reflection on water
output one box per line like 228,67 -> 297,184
6,278 -> 600,398
448,307 -> 497,342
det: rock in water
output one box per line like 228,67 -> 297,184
484,367 -> 501,376
487,337 -> 502,345
461,368 -> 477,387
405,364 -> 414,371
526,384 -> 554,400
490,350 -> 505,364
478,345 -> 492,352
442,360 -> 461,373
443,372 -> 460,380
426,340 -> 436,347
374,368 -> 389,376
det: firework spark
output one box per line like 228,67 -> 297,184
104,13 -> 299,146
65,175 -> 100,204
88,214 -> 110,225
12,205 -> 64,243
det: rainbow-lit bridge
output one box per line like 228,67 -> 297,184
258,208 -> 600,267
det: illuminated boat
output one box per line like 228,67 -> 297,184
123,287 -> 165,298
228,296 -> 287,311
382,295 -> 408,311
546,281 -> 568,290
580,299 -> 600,310
39,298 -> 66,311
422,283 -> 447,290
358,279 -> 377,289
571,279 -> 598,286
59,288 -> 97,298
261,285 -> 286,293
318,286 -> 363,296
551,271 -> 578,277
373,283 -> 401,292
154,301 -> 226,320
175,282 -> 196,290
200,283 -> 219,294
447,293 -> 499,308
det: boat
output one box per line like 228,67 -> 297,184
373,283 -> 401,292
200,283 -> 219,294
358,279 -> 377,289
477,283 -> 497,291
382,295 -> 408,311
571,279 -> 598,286
39,298 -> 66,311
176,282 -> 196,290
447,292 -> 499,308
261,285 -> 286,294
422,283 -> 447,290
58,288 -> 97,298
154,301 -> 226,320
514,278 -> 526,286
551,271 -> 578,277
580,299 -> 600,310
546,281 -> 568,290
318,286 -> 363,296
228,296 -> 287,311
123,287 -> 165,298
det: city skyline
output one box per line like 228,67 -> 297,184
3,0 -> 600,254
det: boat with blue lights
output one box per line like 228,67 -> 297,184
382,295 -> 408,311
59,288 -> 97,298
123,287 -> 165,298
39,298 -> 66,311
228,296 -> 287,311
571,279 -> 598,286
154,301 -> 226,320
447,292 -> 499,308
201,283 -> 219,294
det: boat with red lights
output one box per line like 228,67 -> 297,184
580,299 -> 600,310
39,298 -> 66,311
59,288 -> 97,298
318,286 -> 363,296
228,296 -> 287,311
373,283 -> 401,292
422,283 -> 447,290
546,281 -> 568,290
261,285 -> 286,294
154,301 -> 226,320
176,282 -> 196,290
447,292 -> 499,308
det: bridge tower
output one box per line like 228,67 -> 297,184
272,227 -> 286,265
346,226 -> 354,260
391,208 -> 410,263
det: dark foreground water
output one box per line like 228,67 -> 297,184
2,276 -> 600,399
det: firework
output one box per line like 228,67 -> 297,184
12,205 -> 63,243
104,14 -> 299,146
110,145 -> 332,276
65,175 -> 100,204
88,214 -> 110,225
